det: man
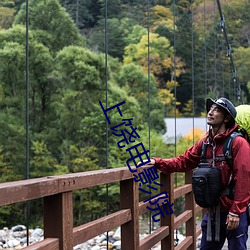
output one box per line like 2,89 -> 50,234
143,97 -> 250,250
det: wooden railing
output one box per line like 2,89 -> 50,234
0,166 -> 204,250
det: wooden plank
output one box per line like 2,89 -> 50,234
73,209 -> 131,245
22,238 -> 59,250
174,210 -> 192,229
185,172 -> 196,250
140,226 -> 169,250
120,179 -> 139,250
0,177 -> 59,206
195,204 -> 203,213
174,184 -> 192,199
175,236 -> 193,250
0,166 -> 153,206
44,192 -> 73,250
57,166 -> 152,192
139,194 -> 166,216
196,225 -> 202,237
140,205 -> 192,231
161,173 -> 175,250
57,167 -> 132,192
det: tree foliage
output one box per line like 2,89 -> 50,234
14,0 -> 84,52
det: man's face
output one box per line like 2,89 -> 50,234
207,104 -> 226,127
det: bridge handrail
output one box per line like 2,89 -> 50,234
0,166 -> 203,250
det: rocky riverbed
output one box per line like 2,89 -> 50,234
0,225 -> 189,249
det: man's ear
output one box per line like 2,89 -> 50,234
224,114 -> 232,123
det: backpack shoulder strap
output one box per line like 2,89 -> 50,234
200,141 -> 208,162
223,132 -> 242,169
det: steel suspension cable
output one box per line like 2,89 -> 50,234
173,1 -> 177,160
203,0 -> 207,98
191,0 -> 195,145
25,0 -> 30,245
104,0 -> 109,247
213,0 -> 217,94
147,0 -> 152,234
216,0 -> 242,104
172,0 -> 179,245
217,32 -> 225,96
147,0 -> 151,181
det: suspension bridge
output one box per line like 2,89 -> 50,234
1,165 -> 249,249
0,0 -> 249,249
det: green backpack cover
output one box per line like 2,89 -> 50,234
235,105 -> 250,140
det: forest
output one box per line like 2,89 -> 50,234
0,0 -> 249,227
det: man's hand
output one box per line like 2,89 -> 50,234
137,159 -> 155,166
226,213 -> 240,230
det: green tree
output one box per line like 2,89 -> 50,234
0,25 -> 56,132
0,39 -> 27,180
14,0 -> 84,52
116,63 -> 165,132
86,17 -> 139,60
51,46 -> 142,167
30,141 -> 57,177
61,0 -> 101,29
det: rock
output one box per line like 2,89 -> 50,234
11,226 -> 26,232
100,240 -> 108,246
12,231 -> 25,238
108,236 -> 116,243
113,227 -> 120,240
15,245 -> 23,249
0,230 -> 7,238
113,240 -> 121,249
87,238 -> 94,245
107,231 -> 114,237
20,237 -> 27,245
92,245 -> 101,250
95,234 -> 106,243
7,239 -> 20,247
73,243 -> 87,249
0,225 -> 188,250
30,228 -> 43,238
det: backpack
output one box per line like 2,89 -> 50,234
192,131 -> 241,208
235,105 -> 250,142
192,162 -> 221,208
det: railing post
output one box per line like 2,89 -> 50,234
44,192 -> 73,250
120,178 -> 139,250
185,171 -> 196,250
161,173 -> 174,250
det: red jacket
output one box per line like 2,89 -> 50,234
154,124 -> 250,216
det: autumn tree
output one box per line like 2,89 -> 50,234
0,0 -> 15,29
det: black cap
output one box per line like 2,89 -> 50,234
206,97 -> 237,119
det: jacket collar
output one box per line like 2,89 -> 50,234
206,124 -> 239,143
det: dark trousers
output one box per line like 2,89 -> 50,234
200,211 -> 249,250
